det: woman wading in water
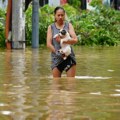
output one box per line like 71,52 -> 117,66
47,6 -> 78,78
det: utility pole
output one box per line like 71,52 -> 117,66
12,0 -> 25,49
32,0 -> 39,48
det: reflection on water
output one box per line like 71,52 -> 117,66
46,78 -> 76,120
0,46 -> 120,120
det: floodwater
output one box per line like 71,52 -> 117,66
0,46 -> 120,120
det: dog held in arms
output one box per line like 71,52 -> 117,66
54,29 -> 72,60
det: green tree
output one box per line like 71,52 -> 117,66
68,0 -> 81,9
25,3 -> 120,46
0,8 -> 5,47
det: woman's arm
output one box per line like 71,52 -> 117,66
63,23 -> 78,44
46,25 -> 56,53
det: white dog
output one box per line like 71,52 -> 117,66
54,29 -> 72,60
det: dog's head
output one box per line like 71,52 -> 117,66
53,29 -> 67,39
59,29 -> 67,37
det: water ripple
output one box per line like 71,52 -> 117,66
75,76 -> 111,79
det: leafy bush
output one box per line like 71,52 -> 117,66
25,5 -> 54,45
0,8 -> 5,47
68,0 -> 81,9
71,6 -> 120,46
39,5 -> 54,44
25,4 -> 78,45
25,4 -> 120,46
90,0 -> 103,7
25,6 -> 32,45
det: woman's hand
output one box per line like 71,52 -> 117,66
55,35 -> 61,43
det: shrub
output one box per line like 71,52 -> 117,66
72,6 -> 120,46
25,4 -> 78,45
0,8 -> 5,47
25,4 -> 120,46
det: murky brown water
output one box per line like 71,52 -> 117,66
0,46 -> 120,120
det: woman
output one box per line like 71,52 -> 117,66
47,6 -> 78,78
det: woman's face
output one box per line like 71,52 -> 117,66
55,9 -> 65,24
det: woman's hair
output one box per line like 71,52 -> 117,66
54,6 -> 65,14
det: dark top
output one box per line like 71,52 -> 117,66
50,21 -> 76,69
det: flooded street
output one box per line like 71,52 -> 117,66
0,46 -> 120,120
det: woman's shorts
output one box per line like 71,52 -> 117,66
56,56 -> 76,72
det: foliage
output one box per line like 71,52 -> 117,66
0,8 -> 5,47
63,3 -> 79,21
21,3 -> 120,46
90,0 -> 103,7
39,5 -> 54,44
1,1 -> 119,48
67,0 -> 81,9
25,4 -> 78,45
25,6 -> 32,45
72,5 -> 120,46
25,5 -> 54,45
